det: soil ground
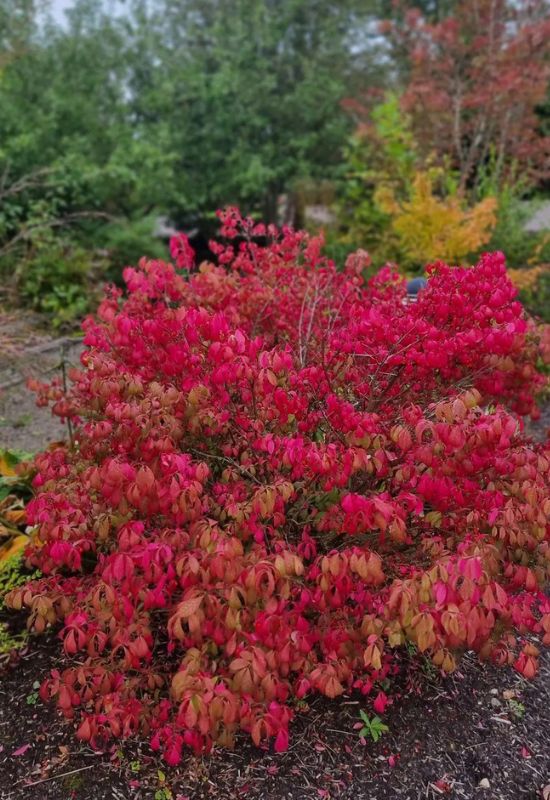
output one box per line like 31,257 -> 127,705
0,312 -> 549,800
0,636 -> 548,800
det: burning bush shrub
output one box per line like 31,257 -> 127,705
6,210 -> 549,764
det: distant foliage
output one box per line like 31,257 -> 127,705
507,266 -> 546,294
337,92 -> 418,262
384,0 -> 550,191
509,264 -> 550,323
337,95 -> 499,269
376,171 -> 497,266
5,211 -> 550,764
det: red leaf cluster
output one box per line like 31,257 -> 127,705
6,209 -> 550,763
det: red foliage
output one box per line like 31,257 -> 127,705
6,209 -> 550,763
384,0 -> 550,189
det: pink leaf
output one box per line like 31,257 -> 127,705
274,728 -> 289,753
12,744 -> 31,757
434,581 -> 447,605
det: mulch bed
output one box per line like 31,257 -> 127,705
0,633 -> 548,800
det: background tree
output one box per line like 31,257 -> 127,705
126,0 -> 383,222
0,0 -> 386,319
387,0 -> 550,192
1,0 -> 549,326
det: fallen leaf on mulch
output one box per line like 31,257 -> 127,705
431,777 -> 453,794
12,744 -> 31,756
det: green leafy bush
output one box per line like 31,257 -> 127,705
336,93 -> 415,263
17,241 -> 106,329
101,217 -> 167,284
517,267 -> 550,323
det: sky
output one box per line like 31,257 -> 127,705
51,0 -> 73,23
49,0 -> 127,25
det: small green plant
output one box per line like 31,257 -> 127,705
0,554 -> 40,601
0,621 -> 27,655
292,697 -> 309,712
404,641 -> 439,683
421,655 -> 439,681
355,710 -> 389,743
405,640 -> 417,657
155,770 -> 172,800
0,552 -> 41,658
507,699 -> 525,719
63,773 -> 85,792
26,680 -> 41,705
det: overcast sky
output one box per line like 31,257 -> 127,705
51,0 -> 73,22
49,0 -> 127,25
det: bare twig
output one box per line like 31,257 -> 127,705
0,211 -> 116,260
0,166 -> 53,202
60,340 -> 75,449
18,763 -> 98,789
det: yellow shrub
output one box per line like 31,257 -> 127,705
507,265 -> 545,292
375,171 -> 497,266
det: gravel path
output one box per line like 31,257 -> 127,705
0,312 -> 82,452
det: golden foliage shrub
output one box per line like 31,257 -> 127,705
375,171 -> 497,266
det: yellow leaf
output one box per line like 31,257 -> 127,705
0,455 -> 17,477
4,509 -> 26,525
0,534 -> 28,565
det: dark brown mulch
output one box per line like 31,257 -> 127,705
0,632 -> 548,800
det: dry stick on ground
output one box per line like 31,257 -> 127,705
60,340 -> 74,450
17,763 -> 98,789
0,336 -> 83,391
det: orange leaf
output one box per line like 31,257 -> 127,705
0,534 -> 28,564
178,595 -> 203,618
